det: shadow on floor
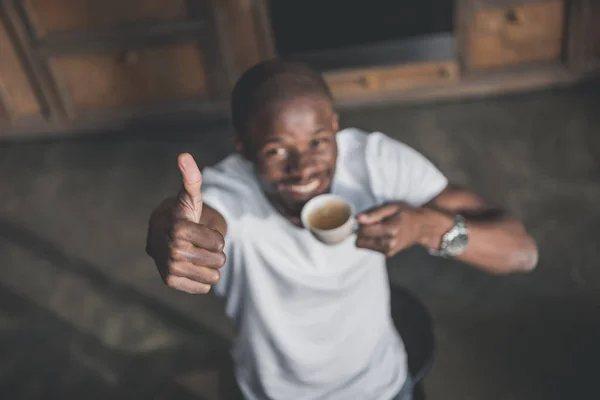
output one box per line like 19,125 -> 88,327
2,215 -> 600,399
0,218 -> 231,399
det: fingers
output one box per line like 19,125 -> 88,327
165,275 -> 212,295
357,204 -> 399,225
357,220 -> 396,238
356,236 -> 396,255
356,210 -> 401,256
170,219 -> 225,253
162,235 -> 225,295
169,238 -> 226,268
177,153 -> 203,223
169,261 -> 221,285
169,220 -> 226,268
356,209 -> 400,239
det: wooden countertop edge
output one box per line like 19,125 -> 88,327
0,63 -> 592,141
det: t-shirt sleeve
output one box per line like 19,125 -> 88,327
201,167 -> 237,229
365,132 -> 448,206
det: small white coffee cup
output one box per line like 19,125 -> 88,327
301,194 -> 356,245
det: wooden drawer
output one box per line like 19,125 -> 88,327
0,18 -> 41,121
48,44 -> 209,114
325,61 -> 458,100
23,0 -> 192,36
468,0 -> 564,69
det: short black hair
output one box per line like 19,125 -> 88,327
230,59 -> 333,135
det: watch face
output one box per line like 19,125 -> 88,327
447,233 -> 469,256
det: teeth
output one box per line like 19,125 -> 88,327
289,179 -> 320,193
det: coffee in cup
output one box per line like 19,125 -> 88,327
301,194 -> 356,245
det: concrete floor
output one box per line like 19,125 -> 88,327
1,80 -> 600,399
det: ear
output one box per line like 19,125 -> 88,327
233,134 -> 250,160
233,134 -> 243,153
332,112 -> 340,132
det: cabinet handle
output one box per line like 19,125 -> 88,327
504,9 -> 523,25
120,51 -> 140,65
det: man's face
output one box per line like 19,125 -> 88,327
239,95 -> 339,220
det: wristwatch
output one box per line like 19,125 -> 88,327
429,215 -> 469,258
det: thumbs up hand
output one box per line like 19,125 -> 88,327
146,153 -> 226,294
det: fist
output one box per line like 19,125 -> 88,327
355,203 -> 428,257
146,153 -> 226,294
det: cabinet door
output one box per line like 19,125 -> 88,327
468,0 -> 565,69
48,44 -> 209,114
0,17 -> 42,123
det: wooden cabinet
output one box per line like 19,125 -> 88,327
0,16 -> 43,123
467,0 -> 565,70
0,0 -> 597,138
0,0 -> 274,135
21,0 -> 229,111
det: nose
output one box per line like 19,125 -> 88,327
286,151 -> 315,181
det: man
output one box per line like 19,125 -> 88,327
146,60 -> 538,400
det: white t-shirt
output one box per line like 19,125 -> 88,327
201,128 -> 448,400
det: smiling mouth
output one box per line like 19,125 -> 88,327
285,179 -> 322,195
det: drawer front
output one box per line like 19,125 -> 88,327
469,0 -> 564,69
325,61 -> 458,100
24,0 -> 191,35
0,18 -> 41,121
49,44 -> 209,113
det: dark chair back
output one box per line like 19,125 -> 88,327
390,286 -> 436,384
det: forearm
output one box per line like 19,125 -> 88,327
418,209 -> 538,274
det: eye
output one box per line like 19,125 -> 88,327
309,138 -> 329,149
264,147 -> 287,158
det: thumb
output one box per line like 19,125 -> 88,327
356,204 -> 398,225
176,153 -> 203,223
